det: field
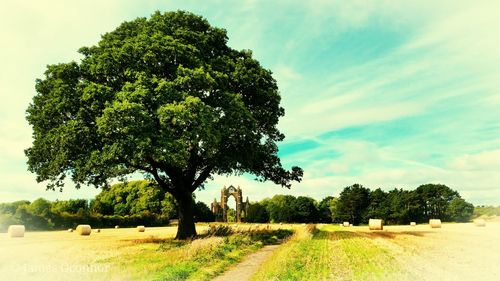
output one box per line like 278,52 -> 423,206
1,222 -> 499,281
253,222 -> 500,281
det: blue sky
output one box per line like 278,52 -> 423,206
1,0 -> 499,206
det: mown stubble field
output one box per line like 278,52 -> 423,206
1,222 -> 499,281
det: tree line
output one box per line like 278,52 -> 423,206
473,205 -> 500,217
1,181 -> 476,231
0,180 -> 213,232
244,183 -> 474,225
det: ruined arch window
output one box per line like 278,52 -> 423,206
211,185 -> 250,222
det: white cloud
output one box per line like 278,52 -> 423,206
274,65 -> 302,83
281,100 -> 423,139
449,150 -> 500,171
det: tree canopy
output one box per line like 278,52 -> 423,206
25,11 -> 302,238
336,184 -> 370,225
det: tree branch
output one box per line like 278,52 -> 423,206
191,164 -> 214,192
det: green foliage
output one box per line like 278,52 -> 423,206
317,196 -> 334,223
25,10 -> 302,239
245,202 -> 269,223
226,208 -> 236,222
266,195 -> 297,223
291,196 -> 318,223
27,198 -> 52,218
385,189 -> 411,224
0,200 -> 30,214
0,182 -> 173,231
51,199 -> 89,215
415,183 -> 459,219
335,183 -> 472,225
474,205 -> 500,217
206,224 -> 233,237
446,197 -> 474,222
329,197 -> 340,223
365,188 -> 388,221
246,183 -> 473,225
91,180 -> 177,218
336,184 -> 370,225
194,201 -> 214,222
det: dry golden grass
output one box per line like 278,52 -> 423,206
0,223 -> 290,281
187,237 -> 224,257
0,225 -> 195,281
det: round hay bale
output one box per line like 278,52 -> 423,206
115,225 -> 119,229
474,219 -> 486,227
410,222 -> 417,226
369,219 -> 383,230
68,228 -> 73,233
76,224 -> 92,235
429,219 -> 441,228
349,224 -> 353,227
137,226 -> 146,232
339,223 -> 343,227
343,222 -> 350,227
8,225 -> 25,238
95,229 -> 101,233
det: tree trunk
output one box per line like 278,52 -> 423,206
175,192 -> 197,240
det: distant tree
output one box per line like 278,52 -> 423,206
291,196 -> 318,223
385,189 -> 411,224
127,181 -> 163,215
194,201 -> 214,222
266,195 -> 296,223
92,180 -> 178,219
51,199 -> 89,215
0,201 -> 30,215
161,193 -> 178,219
446,197 -> 474,222
329,197 -> 340,223
474,205 -> 500,217
404,190 -> 422,223
337,184 -> 370,225
25,11 -> 303,239
114,203 -> 128,216
318,196 -> 334,223
28,198 -> 52,217
415,184 -> 459,220
15,205 -> 51,230
226,208 -> 237,223
365,188 -> 388,221
245,202 -> 269,223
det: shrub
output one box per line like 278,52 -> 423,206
206,224 -> 233,237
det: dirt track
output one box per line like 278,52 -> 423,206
213,245 -> 279,281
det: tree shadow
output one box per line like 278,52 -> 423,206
314,228 -> 436,241
123,236 -> 178,244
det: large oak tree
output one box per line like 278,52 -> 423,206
25,11 -> 303,239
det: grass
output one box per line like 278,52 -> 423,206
250,224 -> 410,281
99,225 -> 293,281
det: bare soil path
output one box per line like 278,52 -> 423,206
212,244 -> 280,281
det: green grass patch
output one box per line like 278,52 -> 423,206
251,225 -> 411,281
102,228 -> 292,281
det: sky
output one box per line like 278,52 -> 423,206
1,0 -> 499,206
